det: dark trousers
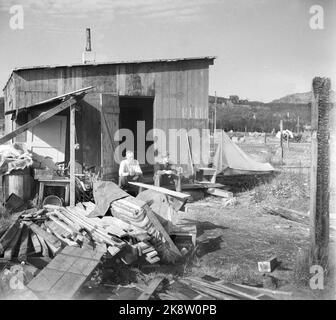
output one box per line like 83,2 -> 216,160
119,174 -> 143,189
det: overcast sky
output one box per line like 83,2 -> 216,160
0,0 -> 335,102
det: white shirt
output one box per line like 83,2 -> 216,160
119,159 -> 142,177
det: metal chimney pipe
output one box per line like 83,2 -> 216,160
86,28 -> 91,52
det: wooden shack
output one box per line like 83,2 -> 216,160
2,57 -> 215,180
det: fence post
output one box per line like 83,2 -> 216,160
280,120 -> 283,164
310,77 -> 330,266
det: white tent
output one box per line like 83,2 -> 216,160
212,130 -> 274,176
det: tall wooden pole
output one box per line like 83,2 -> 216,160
214,92 -> 217,134
280,119 -> 283,164
329,86 -> 336,290
310,77 -> 331,266
297,116 -> 300,134
70,105 -> 76,207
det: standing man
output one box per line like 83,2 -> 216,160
118,150 -> 143,189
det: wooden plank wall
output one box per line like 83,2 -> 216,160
154,60 -> 209,172
3,74 -> 17,136
3,59 -> 212,176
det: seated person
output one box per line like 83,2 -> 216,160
119,150 -> 143,189
153,152 -> 179,188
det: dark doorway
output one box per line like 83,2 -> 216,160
119,96 -> 154,175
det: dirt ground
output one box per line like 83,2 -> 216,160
179,193 -> 312,299
133,140 -> 333,300
169,140 -> 334,300
2,140 -> 335,300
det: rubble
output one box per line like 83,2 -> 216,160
0,181 -> 198,299
107,275 -> 278,300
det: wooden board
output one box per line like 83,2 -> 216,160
28,223 -> 62,247
35,233 -> 50,257
137,277 -> 165,300
5,86 -> 94,115
100,93 -> 119,180
27,256 -> 52,269
4,224 -> 23,260
0,220 -> 21,254
143,204 -> 181,257
27,247 -> 104,299
206,188 -> 233,198
129,182 -> 190,200
18,225 -> 30,262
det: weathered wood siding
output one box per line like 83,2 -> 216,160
3,59 -> 212,176
3,73 -> 17,136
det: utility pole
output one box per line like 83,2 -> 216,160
214,92 -> 217,135
297,116 -> 300,134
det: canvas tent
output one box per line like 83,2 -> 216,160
212,130 -> 274,176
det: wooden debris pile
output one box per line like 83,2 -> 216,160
107,275 -> 288,300
0,195 -> 185,266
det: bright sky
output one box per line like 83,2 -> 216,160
0,0 -> 335,102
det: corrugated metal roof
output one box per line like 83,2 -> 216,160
4,55 -> 216,91
12,56 -> 216,72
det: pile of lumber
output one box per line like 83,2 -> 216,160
1,181 -> 197,275
110,196 -> 181,263
0,196 -> 184,266
0,207 -> 126,262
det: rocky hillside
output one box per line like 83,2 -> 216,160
271,91 -> 335,104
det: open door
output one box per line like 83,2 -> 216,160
100,94 -> 119,180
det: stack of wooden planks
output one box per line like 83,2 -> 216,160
111,196 -> 182,263
0,195 -> 184,267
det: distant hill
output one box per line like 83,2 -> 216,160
208,94 -> 311,133
271,91 -> 335,104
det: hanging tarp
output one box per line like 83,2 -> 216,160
212,130 -> 274,176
